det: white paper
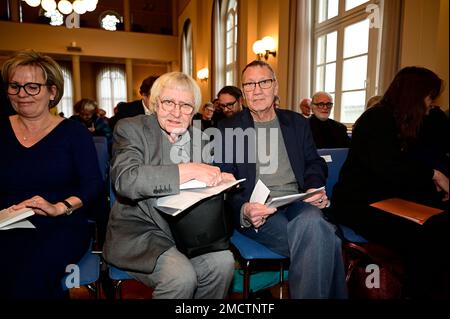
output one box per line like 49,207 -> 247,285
156,178 -> 246,216
180,179 -> 207,190
320,155 -> 333,163
0,219 -> 35,230
249,179 -> 270,204
0,207 -> 35,230
266,186 -> 326,208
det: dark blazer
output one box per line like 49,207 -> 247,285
309,115 -> 350,149
216,107 -> 327,228
110,99 -> 145,129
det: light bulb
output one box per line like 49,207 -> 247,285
84,0 -> 98,12
252,40 -> 265,55
73,0 -> 87,14
41,0 -> 56,12
25,0 -> 41,7
58,0 -> 73,15
262,36 -> 276,51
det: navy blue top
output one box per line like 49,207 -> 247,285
0,117 -> 103,298
0,117 -> 103,225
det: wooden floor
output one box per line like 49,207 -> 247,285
68,271 -> 289,300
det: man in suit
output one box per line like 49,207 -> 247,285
109,75 -> 158,129
103,72 -> 235,299
216,60 -> 347,299
309,91 -> 350,149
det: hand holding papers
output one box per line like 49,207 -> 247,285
0,207 -> 35,230
156,178 -> 245,216
250,179 -> 326,208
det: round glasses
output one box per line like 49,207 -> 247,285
312,102 -> 334,109
159,98 -> 194,115
7,82 -> 47,96
242,79 -> 274,92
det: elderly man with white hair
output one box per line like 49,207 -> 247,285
309,91 -> 350,149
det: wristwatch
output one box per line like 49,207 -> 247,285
62,200 -> 74,215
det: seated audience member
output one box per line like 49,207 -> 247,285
299,98 -> 312,118
103,71 -> 235,299
192,101 -> 216,130
0,50 -> 103,299
366,94 -> 382,109
211,97 -> 226,124
309,91 -> 350,148
331,66 -> 449,299
70,98 -> 113,148
109,75 -> 158,129
216,60 -> 347,299
410,104 -> 449,176
217,85 -> 244,118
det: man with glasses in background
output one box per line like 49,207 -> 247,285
309,91 -> 350,149
217,85 -> 244,118
216,60 -> 347,299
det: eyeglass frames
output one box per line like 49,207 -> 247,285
219,100 -> 237,110
312,102 -> 334,109
242,79 -> 275,92
158,97 -> 194,115
7,82 -> 48,96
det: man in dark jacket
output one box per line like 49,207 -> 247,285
309,91 -> 350,149
109,75 -> 158,129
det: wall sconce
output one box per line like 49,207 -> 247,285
252,36 -> 277,61
197,68 -> 209,82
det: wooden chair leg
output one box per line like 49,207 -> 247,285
243,260 -> 251,299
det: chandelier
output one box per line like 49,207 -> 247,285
23,0 -> 98,15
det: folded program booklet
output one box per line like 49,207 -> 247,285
0,207 -> 35,230
266,186 -> 326,208
370,198 -> 444,225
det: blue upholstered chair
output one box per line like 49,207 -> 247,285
61,242 -> 101,298
230,230 -> 288,299
317,148 -> 368,244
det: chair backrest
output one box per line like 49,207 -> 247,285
317,148 -> 349,199
93,136 -> 109,182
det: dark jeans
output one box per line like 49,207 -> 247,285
242,201 -> 347,299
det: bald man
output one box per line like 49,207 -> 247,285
299,98 -> 312,118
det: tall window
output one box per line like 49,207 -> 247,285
214,0 -> 238,92
97,66 -> 127,117
181,19 -> 193,76
313,0 -> 380,124
59,65 -> 73,117
224,0 -> 238,85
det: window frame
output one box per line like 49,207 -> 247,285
96,65 -> 127,117
312,0 -> 380,125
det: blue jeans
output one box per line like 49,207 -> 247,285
242,201 -> 347,299
128,247 -> 235,299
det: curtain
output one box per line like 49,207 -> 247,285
60,65 -> 73,117
286,0 -> 312,111
378,0 -> 403,94
96,66 -> 127,117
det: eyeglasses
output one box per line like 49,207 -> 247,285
7,82 -> 48,96
312,102 -> 334,109
219,100 -> 237,110
158,98 -> 194,115
242,79 -> 275,92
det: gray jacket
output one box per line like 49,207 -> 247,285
103,114 -> 208,273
